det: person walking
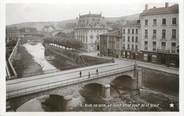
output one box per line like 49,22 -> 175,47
88,72 -> 90,78
96,68 -> 99,75
79,71 -> 82,77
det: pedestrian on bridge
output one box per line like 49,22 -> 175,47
79,71 -> 82,77
88,72 -> 90,78
96,68 -> 99,75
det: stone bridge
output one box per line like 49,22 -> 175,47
6,63 -> 143,111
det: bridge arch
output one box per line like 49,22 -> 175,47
15,94 -> 68,112
80,83 -> 105,98
110,75 -> 137,92
79,83 -> 107,105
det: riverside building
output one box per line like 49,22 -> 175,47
74,12 -> 108,52
139,3 -> 179,66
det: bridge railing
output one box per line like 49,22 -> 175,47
7,63 -> 118,84
7,65 -> 135,99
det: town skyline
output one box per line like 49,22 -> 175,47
6,1 -> 178,25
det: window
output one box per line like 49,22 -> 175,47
153,41 -> 156,51
123,44 -> 125,49
123,29 -> 125,34
145,19 -> 148,26
132,44 -> 134,50
145,41 -> 148,45
172,18 -> 176,25
153,19 -> 157,25
162,29 -> 166,39
132,29 -> 134,34
144,41 -> 148,50
161,42 -> 166,50
135,36 -> 138,42
172,29 -> 176,39
128,36 -> 130,42
135,45 -> 138,50
122,36 -> 125,42
153,29 -> 157,39
162,42 -> 165,46
162,18 -> 166,25
127,44 -> 130,49
128,29 -> 130,34
145,29 -> 148,38
132,36 -> 134,42
172,42 -> 176,47
171,42 -> 176,53
136,29 -> 138,34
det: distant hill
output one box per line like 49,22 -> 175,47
7,13 -> 139,32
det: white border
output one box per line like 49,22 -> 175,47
1,0 -> 184,116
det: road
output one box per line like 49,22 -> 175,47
81,51 -> 179,75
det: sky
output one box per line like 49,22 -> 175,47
6,0 -> 178,25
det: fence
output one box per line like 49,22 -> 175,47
7,39 -> 21,79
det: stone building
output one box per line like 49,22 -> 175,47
74,13 -> 108,52
139,3 -> 179,66
99,30 -> 122,57
121,20 -> 141,59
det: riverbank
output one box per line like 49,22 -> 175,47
44,44 -> 112,71
12,44 -> 43,78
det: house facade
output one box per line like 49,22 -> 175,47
74,13 -> 108,52
99,30 -> 122,57
139,3 -> 179,66
99,3 -> 179,67
121,20 -> 141,59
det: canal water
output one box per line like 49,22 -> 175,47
23,42 -> 58,72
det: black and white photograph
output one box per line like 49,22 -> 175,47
0,0 -> 184,115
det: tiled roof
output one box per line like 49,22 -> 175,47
141,4 -> 178,16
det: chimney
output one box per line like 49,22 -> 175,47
145,4 -> 148,10
165,2 -> 169,8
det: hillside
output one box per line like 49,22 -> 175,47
7,13 -> 139,32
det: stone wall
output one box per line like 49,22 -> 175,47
142,67 -> 179,96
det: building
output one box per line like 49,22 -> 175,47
19,27 -> 44,40
139,3 -> 179,66
6,27 -> 21,43
19,27 -> 37,33
74,13 -> 108,52
99,30 -> 122,57
121,20 -> 141,59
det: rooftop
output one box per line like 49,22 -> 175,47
140,4 -> 178,16
123,20 -> 141,27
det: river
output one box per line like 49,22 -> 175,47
23,42 -> 58,72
